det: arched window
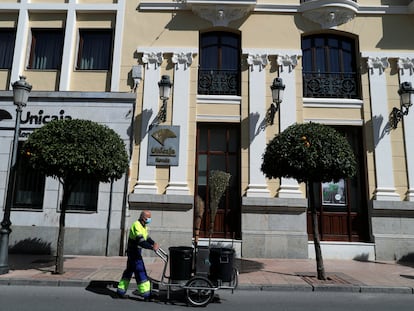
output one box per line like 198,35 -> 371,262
302,34 -> 360,99
198,31 -> 241,96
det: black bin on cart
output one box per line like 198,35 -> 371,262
195,246 -> 210,276
209,247 -> 235,282
169,246 -> 193,281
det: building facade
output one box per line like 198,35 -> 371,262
1,0 -> 414,261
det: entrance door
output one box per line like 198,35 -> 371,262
307,126 -> 370,242
195,123 -> 241,239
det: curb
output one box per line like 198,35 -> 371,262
2,278 -> 413,294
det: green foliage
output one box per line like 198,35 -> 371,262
261,122 -> 357,183
22,119 -> 129,184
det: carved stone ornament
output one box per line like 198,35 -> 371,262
186,0 -> 256,27
247,54 -> 268,71
141,52 -> 163,69
367,57 -> 389,74
300,0 -> 358,29
172,52 -> 193,70
398,57 -> 414,75
277,54 -> 298,72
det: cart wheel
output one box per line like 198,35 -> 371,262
232,268 -> 239,289
185,276 -> 214,307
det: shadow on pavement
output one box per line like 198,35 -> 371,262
397,253 -> 414,268
235,258 -> 264,274
86,280 -> 120,298
8,254 -> 55,271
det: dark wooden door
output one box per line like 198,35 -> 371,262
195,123 -> 241,239
307,126 -> 369,242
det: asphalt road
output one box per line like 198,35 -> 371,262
1,285 -> 414,311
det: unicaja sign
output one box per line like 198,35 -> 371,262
20,109 -> 72,125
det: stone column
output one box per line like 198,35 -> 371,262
245,53 -> 270,197
166,51 -> 195,195
277,54 -> 302,198
398,57 -> 414,201
133,51 -> 163,194
367,56 -> 399,200
10,6 -> 29,86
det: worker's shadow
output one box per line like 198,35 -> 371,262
85,280 -> 120,299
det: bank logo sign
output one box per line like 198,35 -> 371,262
147,125 -> 180,166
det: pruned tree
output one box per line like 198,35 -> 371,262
22,119 -> 129,274
261,122 -> 357,280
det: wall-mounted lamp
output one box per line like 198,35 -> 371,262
150,75 -> 172,130
390,81 -> 414,129
267,77 -> 285,125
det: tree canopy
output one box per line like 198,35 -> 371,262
261,122 -> 357,183
23,119 -> 129,184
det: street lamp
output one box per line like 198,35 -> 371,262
149,75 -> 172,130
267,77 -> 285,125
0,76 -> 32,275
390,81 -> 414,129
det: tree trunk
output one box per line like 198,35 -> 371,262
308,182 -> 326,280
54,183 -> 71,275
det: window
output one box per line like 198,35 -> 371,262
12,142 -> 46,210
0,29 -> 16,69
302,33 -> 359,99
28,29 -> 64,70
67,178 -> 99,212
198,31 -> 241,96
76,29 -> 113,70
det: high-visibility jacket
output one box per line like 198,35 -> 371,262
127,220 -> 154,256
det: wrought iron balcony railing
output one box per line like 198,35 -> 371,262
198,69 -> 240,96
302,71 -> 360,99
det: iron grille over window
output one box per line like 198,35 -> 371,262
198,32 -> 241,96
302,34 -> 360,99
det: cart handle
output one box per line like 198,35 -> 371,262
155,247 -> 168,263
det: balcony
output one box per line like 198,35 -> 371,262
302,71 -> 359,99
299,0 -> 359,29
198,69 -> 240,96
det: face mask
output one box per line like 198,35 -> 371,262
145,218 -> 152,225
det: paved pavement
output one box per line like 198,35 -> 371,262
1,253 -> 414,294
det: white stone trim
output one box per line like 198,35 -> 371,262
303,98 -> 363,108
196,115 -> 241,122
398,58 -> 414,201
278,54 -> 302,198
304,119 -> 363,126
245,52 -> 270,197
166,50 -> 196,195
134,51 -> 164,194
196,95 -> 241,105
366,56 -> 399,201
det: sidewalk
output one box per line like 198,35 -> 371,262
1,253 -> 414,294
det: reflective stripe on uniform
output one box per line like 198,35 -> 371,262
137,280 -> 151,297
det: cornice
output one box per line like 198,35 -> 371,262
138,1 -> 414,15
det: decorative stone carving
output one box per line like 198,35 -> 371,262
300,0 -> 358,29
277,54 -> 298,72
172,52 -> 193,70
247,54 -> 268,71
141,52 -> 163,69
367,57 -> 389,74
398,57 -> 414,75
186,0 -> 255,27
